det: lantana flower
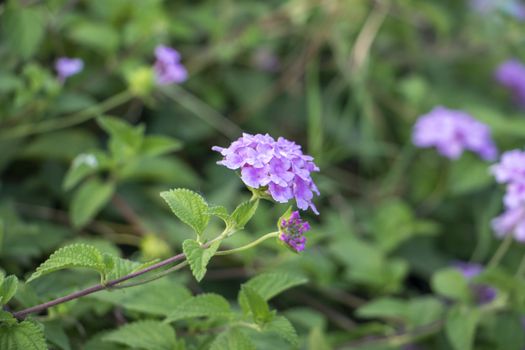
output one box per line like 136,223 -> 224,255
212,133 -> 320,214
412,106 -> 497,161
153,45 -> 188,85
278,211 -> 310,252
55,57 -> 84,82
495,59 -> 525,108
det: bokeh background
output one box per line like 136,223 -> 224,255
2,0 -> 525,349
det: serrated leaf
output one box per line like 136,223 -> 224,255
239,286 -> 273,325
160,189 -> 210,235
70,178 -> 115,228
140,135 -> 182,157
0,275 -> 18,306
0,311 -> 17,326
264,316 -> 299,346
445,305 -> 480,350
207,206 -> 232,225
27,244 -> 107,282
231,200 -> 259,230
0,320 -> 47,350
243,272 -> 307,301
103,255 -> 158,280
210,328 -> 255,350
103,320 -> 177,350
183,239 -> 220,282
165,293 -> 231,323
431,268 -> 471,302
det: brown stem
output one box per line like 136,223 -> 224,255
13,252 -> 185,320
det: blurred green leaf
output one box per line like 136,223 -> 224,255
103,320 -> 178,350
2,5 -> 45,59
0,320 -> 47,350
70,178 -> 115,228
210,328 -> 255,350
431,268 -> 471,302
445,305 -> 480,350
164,293 -> 231,323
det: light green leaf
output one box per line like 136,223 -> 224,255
356,298 -> 407,320
103,255 -> 158,281
160,189 -> 210,235
0,311 -> 17,326
0,275 -> 18,306
264,316 -> 299,346
69,22 -> 119,53
103,320 -> 177,350
308,327 -> 331,350
63,152 -> 108,191
0,320 -> 47,350
97,116 -> 144,161
43,320 -> 71,350
27,244 -> 107,282
207,206 -> 232,226
183,239 -> 220,282
239,286 -> 273,325
210,328 -> 255,350
2,5 -> 45,59
243,272 -> 307,301
165,293 -> 231,323
70,178 -> 115,228
431,268 -> 471,302
445,305 -> 480,350
140,135 -> 182,157
231,200 -> 259,230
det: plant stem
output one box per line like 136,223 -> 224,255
12,252 -> 185,320
0,90 -> 132,140
487,233 -> 514,270
215,232 -> 279,256
115,261 -> 189,289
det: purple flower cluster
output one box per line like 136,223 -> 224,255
495,59 -> 525,108
470,0 -> 525,20
412,106 -> 497,161
455,262 -> 497,305
154,45 -> 188,85
55,57 -> 84,82
212,133 -> 320,214
491,149 -> 525,241
279,211 -> 310,252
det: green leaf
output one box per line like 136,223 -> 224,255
103,255 -> 158,281
69,22 -> 119,53
160,189 -> 210,236
243,272 -> 307,301
92,278 -> 191,316
356,298 -> 407,320
103,320 -> 177,350
63,152 -> 108,191
27,244 -> 107,282
210,328 -> 255,350
308,327 -> 331,350
207,206 -> 232,226
2,5 -> 45,59
445,305 -> 480,350
0,320 -> 47,350
0,311 -> 17,326
264,316 -> 299,346
182,239 -> 220,282
239,286 -> 273,325
97,116 -> 144,161
140,135 -> 182,157
70,178 -> 115,228
0,275 -> 18,306
231,200 -> 259,230
43,320 -> 71,350
164,293 -> 231,323
431,268 -> 471,302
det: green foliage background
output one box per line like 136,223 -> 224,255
1,0 -> 525,349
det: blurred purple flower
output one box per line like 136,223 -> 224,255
471,0 -> 525,20
279,211 -> 310,252
412,106 -> 497,160
55,57 -> 84,82
495,59 -> 525,108
212,133 -> 320,214
492,206 -> 525,242
252,48 -> 280,72
491,149 -> 525,184
455,262 -> 497,304
154,45 -> 188,85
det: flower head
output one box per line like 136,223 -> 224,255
55,57 -> 84,82
212,133 -> 320,214
154,45 -> 188,85
492,206 -> 525,242
495,59 -> 525,108
279,211 -> 310,252
412,106 -> 497,161
455,262 -> 497,305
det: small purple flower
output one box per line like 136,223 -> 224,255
55,57 -> 84,82
153,45 -> 188,85
455,262 -> 497,304
495,59 -> 525,108
279,211 -> 310,252
471,0 -> 525,20
252,48 -> 280,72
491,149 -> 525,184
213,133 -> 320,214
412,106 -> 497,161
